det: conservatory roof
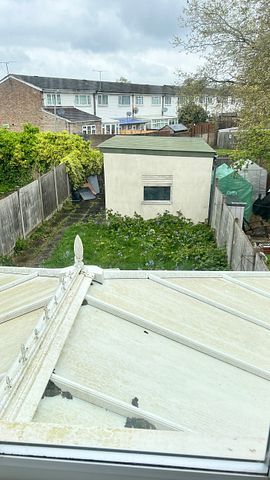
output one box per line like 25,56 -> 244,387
0,236 -> 270,478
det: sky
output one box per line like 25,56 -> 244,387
0,0 -> 201,85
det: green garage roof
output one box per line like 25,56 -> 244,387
99,135 -> 216,157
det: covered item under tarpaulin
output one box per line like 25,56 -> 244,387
238,161 -> 267,201
215,164 -> 253,221
78,175 -> 100,200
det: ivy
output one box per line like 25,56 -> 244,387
0,124 -> 103,191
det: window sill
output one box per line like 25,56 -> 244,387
141,200 -> 172,205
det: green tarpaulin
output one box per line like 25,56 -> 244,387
215,164 -> 253,221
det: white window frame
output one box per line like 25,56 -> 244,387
102,123 -> 119,134
152,96 -> 161,105
75,95 -> 91,106
142,175 -> 173,205
82,125 -> 96,135
97,94 -> 108,106
46,93 -> 61,106
164,96 -> 171,105
118,95 -> 130,106
135,95 -> 144,105
1,440 -> 269,480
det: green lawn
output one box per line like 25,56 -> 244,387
44,211 -> 228,270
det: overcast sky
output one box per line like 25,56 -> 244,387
0,0 -> 201,85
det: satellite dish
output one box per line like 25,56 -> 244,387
163,107 -> 168,113
133,106 -> 139,114
126,111 -> 132,117
58,108 -> 65,115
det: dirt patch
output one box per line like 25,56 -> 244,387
10,195 -> 104,267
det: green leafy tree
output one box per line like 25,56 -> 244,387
174,0 -> 270,128
116,77 -> 131,83
178,102 -> 208,125
230,128 -> 270,169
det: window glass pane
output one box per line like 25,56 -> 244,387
164,96 -> 171,105
152,96 -> 161,105
136,96 -> 143,105
118,95 -> 130,105
144,186 -> 171,201
98,94 -> 108,105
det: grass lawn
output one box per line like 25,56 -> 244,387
44,211 -> 228,270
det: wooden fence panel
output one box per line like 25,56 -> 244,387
0,192 -> 23,256
0,166 -> 70,256
210,186 -> 268,271
40,171 -> 57,219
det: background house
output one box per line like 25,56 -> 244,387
0,74 -> 239,135
0,76 -> 101,133
99,136 -> 215,223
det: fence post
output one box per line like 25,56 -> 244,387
53,167 -> 59,211
18,189 -> 26,239
38,175 -> 44,221
229,218 -> 237,268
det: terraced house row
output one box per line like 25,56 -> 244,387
0,74 -> 238,134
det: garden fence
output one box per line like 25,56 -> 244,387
0,164 -> 70,256
210,186 -> 268,271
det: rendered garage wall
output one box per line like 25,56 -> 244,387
104,152 -> 213,223
0,164 -> 69,256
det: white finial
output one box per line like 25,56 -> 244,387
74,235 -> 84,268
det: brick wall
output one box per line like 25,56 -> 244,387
0,77 -> 45,131
41,110 -> 69,132
0,77 -> 102,134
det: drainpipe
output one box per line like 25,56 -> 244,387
93,93 -> 97,116
161,95 -> 164,116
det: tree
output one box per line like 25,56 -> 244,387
174,0 -> 270,127
116,76 -> 131,83
178,102 -> 208,126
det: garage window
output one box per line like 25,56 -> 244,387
144,186 -> 171,201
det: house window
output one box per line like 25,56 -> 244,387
97,94 -> 108,106
47,93 -> 61,105
206,96 -> 213,104
75,95 -> 91,106
118,95 -> 130,106
135,96 -> 144,105
144,186 -> 171,201
82,125 -> 96,135
152,96 -> 161,105
164,96 -> 171,105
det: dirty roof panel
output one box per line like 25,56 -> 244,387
0,262 -> 270,465
99,135 -> 216,156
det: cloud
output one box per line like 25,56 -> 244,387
0,0 -> 199,84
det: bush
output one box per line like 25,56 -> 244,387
0,124 -> 103,190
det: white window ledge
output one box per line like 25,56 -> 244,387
141,201 -> 172,205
